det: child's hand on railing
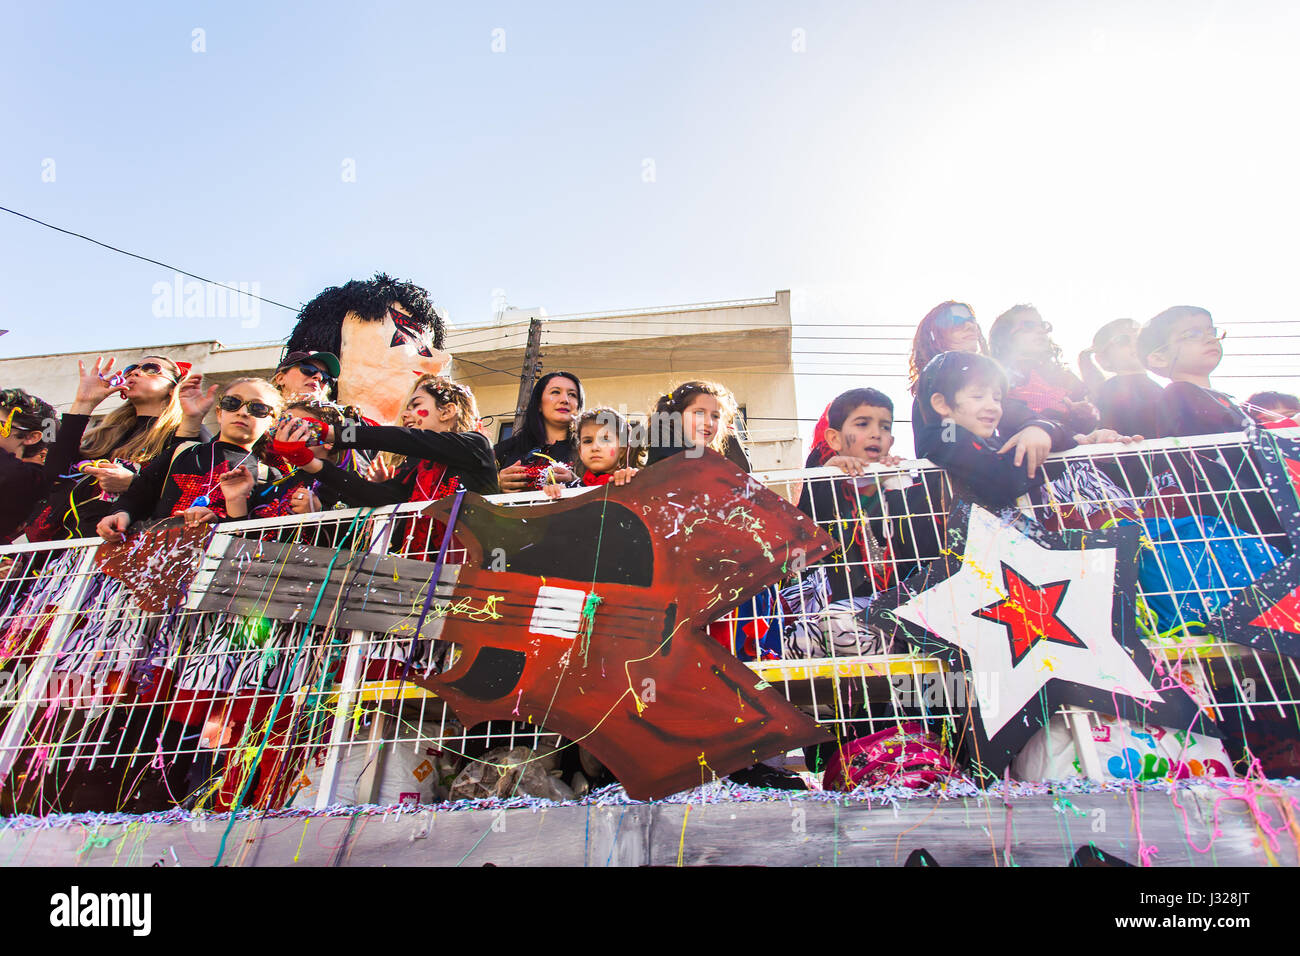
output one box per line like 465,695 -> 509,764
998,426 -> 1053,478
1075,428 -> 1143,445
542,483 -> 564,500
824,455 -> 903,476
182,506 -> 217,528
610,467 -> 638,486
825,455 -> 869,476
96,511 -> 131,543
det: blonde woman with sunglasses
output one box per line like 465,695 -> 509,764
26,355 -> 213,540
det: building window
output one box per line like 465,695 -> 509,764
735,404 -> 749,441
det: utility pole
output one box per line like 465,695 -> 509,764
512,317 -> 544,436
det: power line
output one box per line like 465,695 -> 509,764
451,355 -> 522,378
0,204 -> 301,312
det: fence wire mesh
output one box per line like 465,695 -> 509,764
0,429 -> 1296,813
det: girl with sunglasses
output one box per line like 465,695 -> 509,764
95,378 -> 287,541
26,355 -> 211,541
1077,318 -> 1163,439
893,301 -> 996,463
883,301 -> 991,463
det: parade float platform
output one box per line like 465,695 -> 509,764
4,779 -> 1296,867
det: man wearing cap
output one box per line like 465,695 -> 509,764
272,350 -> 341,402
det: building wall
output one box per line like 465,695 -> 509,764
0,292 -> 800,469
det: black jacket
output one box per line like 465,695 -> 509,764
1095,373 -> 1164,438
318,426 -> 499,506
1156,382 -> 1252,439
116,439 -> 284,523
26,413 -> 208,539
0,450 -> 48,542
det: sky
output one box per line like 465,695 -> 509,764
4,1 -> 1299,455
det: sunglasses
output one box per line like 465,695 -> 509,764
936,309 -> 977,329
122,362 -> 179,383
1155,326 -> 1226,353
1014,320 -> 1053,335
289,361 -> 336,387
218,395 -> 276,418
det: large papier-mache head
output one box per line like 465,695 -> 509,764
283,272 -> 449,423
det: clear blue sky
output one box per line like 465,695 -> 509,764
4,1 -> 1299,453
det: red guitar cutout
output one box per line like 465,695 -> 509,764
409,451 -> 835,799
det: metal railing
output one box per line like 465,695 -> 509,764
0,429 -> 1295,814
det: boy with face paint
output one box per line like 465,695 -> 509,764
795,389 -> 904,610
281,273 -> 449,426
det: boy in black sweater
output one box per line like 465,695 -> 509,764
1139,306 -> 1250,438
1138,306 -> 1287,551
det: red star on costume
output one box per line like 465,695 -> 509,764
973,563 -> 1086,666
172,467 -> 230,515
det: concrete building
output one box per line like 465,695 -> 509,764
0,291 -> 801,470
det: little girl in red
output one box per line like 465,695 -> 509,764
543,407 -> 642,498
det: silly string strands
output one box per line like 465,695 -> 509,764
577,592 -> 602,665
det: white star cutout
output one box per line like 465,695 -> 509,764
892,504 -> 1166,739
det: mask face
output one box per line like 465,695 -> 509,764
338,304 -> 449,423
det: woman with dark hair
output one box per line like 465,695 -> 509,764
988,304 -> 1100,436
494,371 -> 585,492
26,355 -> 210,540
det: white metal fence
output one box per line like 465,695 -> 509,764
0,429 -> 1296,814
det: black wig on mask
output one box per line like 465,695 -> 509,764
281,272 -> 445,364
